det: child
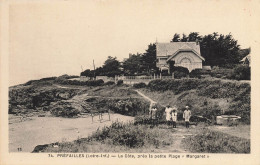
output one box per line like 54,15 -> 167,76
150,103 -> 158,126
183,106 -> 191,128
165,104 -> 172,126
171,106 -> 178,128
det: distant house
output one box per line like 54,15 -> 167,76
239,48 -> 251,67
240,54 -> 251,67
156,42 -> 205,72
80,76 -> 89,81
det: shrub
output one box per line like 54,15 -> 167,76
148,79 -> 201,94
86,79 -> 104,86
103,81 -> 115,86
173,66 -> 189,74
210,67 -> 233,79
39,77 -> 57,81
24,77 -> 57,86
54,78 -> 104,86
189,69 -> 211,78
35,122 -> 174,152
182,129 -> 250,153
147,79 -> 250,123
24,80 -> 39,86
107,98 -> 150,116
57,74 -> 79,80
50,106 -> 80,118
89,122 -> 172,148
173,66 -> 189,79
133,82 -> 147,89
228,65 -> 251,80
117,80 -> 124,85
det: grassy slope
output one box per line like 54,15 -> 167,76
141,79 -> 250,124
182,128 -> 250,153
11,77 -> 250,153
35,122 -> 175,153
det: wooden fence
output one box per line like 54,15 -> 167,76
115,75 -> 174,84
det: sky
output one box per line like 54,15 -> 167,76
8,0 -> 257,86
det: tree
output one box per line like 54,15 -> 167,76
188,32 -> 202,42
80,69 -> 94,77
171,33 -> 180,42
170,32 -> 241,67
122,53 -> 143,75
142,43 -> 157,74
200,33 -> 240,67
181,34 -> 189,42
102,56 -> 121,77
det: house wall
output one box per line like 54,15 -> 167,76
171,51 -> 203,72
156,56 -> 169,70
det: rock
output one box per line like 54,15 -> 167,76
49,99 -> 90,118
9,85 -> 79,115
32,144 -> 49,153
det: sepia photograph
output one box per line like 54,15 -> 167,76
1,0 -> 260,164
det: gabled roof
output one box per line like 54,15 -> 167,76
238,48 -> 250,58
240,54 -> 251,63
166,49 -> 205,62
156,42 -> 201,57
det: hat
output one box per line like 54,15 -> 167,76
185,106 -> 189,109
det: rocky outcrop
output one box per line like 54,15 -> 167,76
9,85 -> 79,115
49,99 -> 92,118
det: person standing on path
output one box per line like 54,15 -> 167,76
165,105 -> 172,126
171,106 -> 178,128
183,106 -> 191,128
150,104 -> 158,127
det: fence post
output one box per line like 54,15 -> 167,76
108,109 -> 111,121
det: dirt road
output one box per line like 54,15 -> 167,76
9,114 -> 134,152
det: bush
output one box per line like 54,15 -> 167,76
228,65 -> 251,80
117,80 -> 124,85
50,106 -> 80,118
57,74 -> 79,80
24,77 -> 57,86
189,69 -> 211,78
133,82 -> 147,89
39,77 -> 57,81
89,122 -> 172,148
103,81 -> 115,86
173,66 -> 189,79
86,79 -> 104,86
147,79 -> 251,123
182,129 -> 250,153
148,79 -> 201,94
210,67 -> 233,79
54,78 -> 104,86
107,98 -> 150,116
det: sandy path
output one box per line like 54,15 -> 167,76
135,90 -> 155,103
9,114 -> 134,152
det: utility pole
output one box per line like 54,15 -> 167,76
93,59 -> 96,80
81,65 -> 83,71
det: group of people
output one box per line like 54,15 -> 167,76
149,103 -> 192,128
